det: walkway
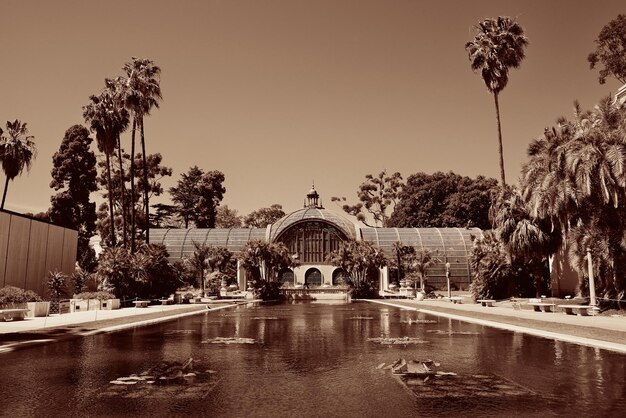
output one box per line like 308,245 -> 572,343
0,301 -> 249,353
367,298 -> 626,354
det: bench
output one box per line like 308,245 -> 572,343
0,308 -> 29,321
449,296 -> 463,304
529,302 -> 556,312
133,300 -> 149,308
476,299 -> 495,307
560,305 -> 599,316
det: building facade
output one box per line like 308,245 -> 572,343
151,187 -> 482,295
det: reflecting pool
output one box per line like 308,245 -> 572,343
1,302 -> 625,417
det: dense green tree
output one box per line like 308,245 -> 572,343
48,125 -> 97,270
96,151 -> 171,246
332,170 -> 403,227
0,120 -> 37,209
588,14 -> 626,85
243,204 -> 285,228
521,98 -> 626,304
239,240 -> 295,282
150,203 -> 179,228
411,249 -> 440,291
122,57 -> 162,248
216,205 -> 243,228
466,16 -> 528,185
326,239 -> 386,298
169,167 -> 225,228
390,242 -> 415,285
389,171 -> 497,229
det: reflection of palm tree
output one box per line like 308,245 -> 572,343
0,120 -> 37,209
466,16 -> 528,186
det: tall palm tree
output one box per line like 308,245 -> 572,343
104,77 -> 131,248
412,249 -> 440,292
466,16 -> 528,186
122,57 -> 162,251
83,90 -> 129,246
0,120 -> 37,209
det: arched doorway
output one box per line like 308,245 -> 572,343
332,268 -> 347,285
304,268 -> 322,286
278,268 -> 294,285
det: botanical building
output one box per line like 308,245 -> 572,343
151,187 -> 482,295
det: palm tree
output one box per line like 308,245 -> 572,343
466,16 -> 528,186
0,120 -> 37,209
189,242 -> 211,297
83,90 -> 129,247
122,57 -> 162,251
104,77 -> 131,248
411,249 -> 440,292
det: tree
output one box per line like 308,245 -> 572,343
588,14 -> 626,84
332,170 -> 403,227
216,205 -> 243,228
389,171 -> 498,229
96,151 -> 171,246
0,120 -> 37,209
411,249 -> 440,292
239,240 -> 295,282
391,242 -> 415,285
466,16 -> 528,186
122,57 -> 162,247
48,125 -> 97,270
326,239 -> 386,298
83,89 -> 129,246
188,242 -> 211,297
520,98 -> 626,304
170,167 -> 225,228
243,204 -> 285,228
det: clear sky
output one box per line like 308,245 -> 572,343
1,0 -> 624,216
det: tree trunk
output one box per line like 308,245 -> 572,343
117,133 -> 127,249
130,118 -> 137,253
105,151 -> 116,246
493,92 -> 506,186
140,120 -> 150,244
1,176 -> 10,210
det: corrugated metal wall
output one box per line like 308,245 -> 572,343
0,211 -> 77,296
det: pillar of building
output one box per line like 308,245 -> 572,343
237,259 -> 247,290
379,266 -> 389,291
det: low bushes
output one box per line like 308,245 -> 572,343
0,286 -> 42,305
74,291 -> 116,301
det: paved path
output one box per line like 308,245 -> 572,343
0,302 -> 249,353
367,298 -> 626,354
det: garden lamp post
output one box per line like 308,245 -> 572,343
586,248 -> 597,307
445,262 -> 451,299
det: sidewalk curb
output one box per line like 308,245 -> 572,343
367,299 -> 626,354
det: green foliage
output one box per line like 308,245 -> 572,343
71,270 -> 91,294
0,286 -> 41,304
74,291 -> 116,301
465,16 -> 528,95
389,171 -> 498,229
216,205 -> 243,228
588,14 -> 626,84
49,125 -> 97,270
327,239 -> 386,297
96,244 -> 180,299
243,204 -> 285,228
239,240 -> 295,282
257,280 -> 282,301
412,249 -> 441,291
332,170 -> 403,227
469,232 -> 541,300
169,166 -> 225,228
521,98 -> 626,304
47,271 -> 68,299
0,120 -> 37,209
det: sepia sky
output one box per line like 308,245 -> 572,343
1,0 -> 625,217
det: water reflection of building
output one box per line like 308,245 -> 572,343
151,187 -> 481,296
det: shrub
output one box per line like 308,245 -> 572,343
48,270 -> 68,299
74,291 -> 116,301
0,286 -> 42,305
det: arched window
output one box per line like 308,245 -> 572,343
332,268 -> 348,285
278,268 -> 294,285
276,221 -> 347,264
305,268 -> 322,286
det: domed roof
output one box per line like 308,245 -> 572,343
269,207 -> 358,241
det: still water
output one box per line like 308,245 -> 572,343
1,302 -> 625,417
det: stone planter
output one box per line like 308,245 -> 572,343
70,299 -> 90,312
100,299 -> 120,310
26,301 -> 50,317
